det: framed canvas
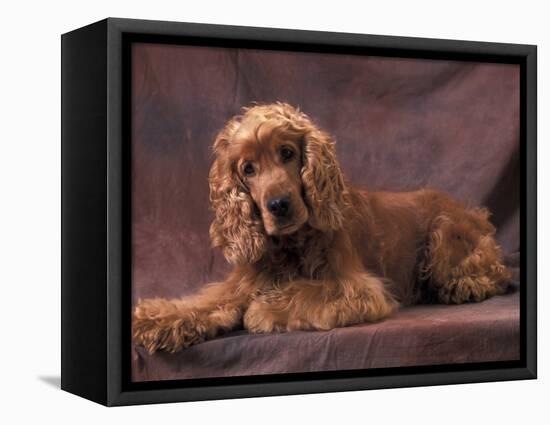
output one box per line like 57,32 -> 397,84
61,18 -> 537,406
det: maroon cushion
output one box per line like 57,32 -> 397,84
132,291 -> 519,381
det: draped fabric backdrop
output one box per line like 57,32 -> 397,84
131,43 -> 520,381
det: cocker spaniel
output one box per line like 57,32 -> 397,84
133,102 -> 512,353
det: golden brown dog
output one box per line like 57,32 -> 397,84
133,102 -> 511,353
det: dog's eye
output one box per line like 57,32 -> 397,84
242,162 -> 255,177
281,147 -> 294,162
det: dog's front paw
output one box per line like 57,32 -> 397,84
243,301 -> 287,334
132,299 -> 204,353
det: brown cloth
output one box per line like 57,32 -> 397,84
132,290 -> 519,381
130,43 -> 520,381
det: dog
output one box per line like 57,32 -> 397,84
133,102 -> 511,353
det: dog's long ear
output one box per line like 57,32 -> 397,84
208,118 -> 267,265
299,114 -> 348,232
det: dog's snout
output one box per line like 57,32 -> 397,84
267,196 -> 290,217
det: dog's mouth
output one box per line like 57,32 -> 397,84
266,212 -> 309,236
273,222 -> 300,235
264,219 -> 299,236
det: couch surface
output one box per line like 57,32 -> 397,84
132,290 -> 519,381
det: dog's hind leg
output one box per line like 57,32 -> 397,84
424,208 -> 512,304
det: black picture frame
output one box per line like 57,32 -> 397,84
61,17 -> 537,406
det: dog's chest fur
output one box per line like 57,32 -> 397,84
258,226 -> 333,282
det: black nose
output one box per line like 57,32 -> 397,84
267,196 -> 290,217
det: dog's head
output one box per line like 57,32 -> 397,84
209,102 -> 348,265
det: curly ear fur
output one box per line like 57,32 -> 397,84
209,116 -> 267,265
301,124 -> 348,231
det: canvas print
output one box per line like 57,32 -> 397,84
130,43 -> 520,382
